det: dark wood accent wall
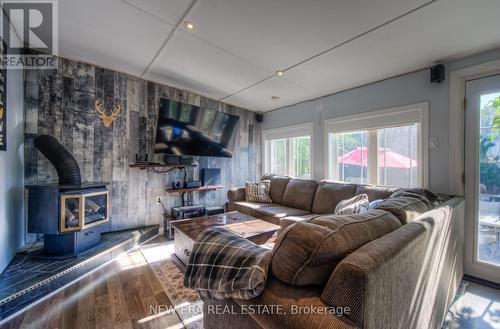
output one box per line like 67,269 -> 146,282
24,58 -> 262,231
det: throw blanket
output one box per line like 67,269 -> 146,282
184,226 -> 271,300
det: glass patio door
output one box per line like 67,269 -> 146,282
465,74 -> 500,284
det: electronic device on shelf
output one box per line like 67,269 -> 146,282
171,205 -> 206,220
171,182 -> 183,190
183,181 -> 202,189
164,155 -> 179,165
179,156 -> 193,165
201,168 -> 221,186
205,206 -> 225,216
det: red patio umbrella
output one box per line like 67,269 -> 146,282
338,147 -> 417,168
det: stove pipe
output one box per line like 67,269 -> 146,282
34,135 -> 82,186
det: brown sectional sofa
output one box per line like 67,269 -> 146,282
204,174 -> 465,329
228,174 -> 397,227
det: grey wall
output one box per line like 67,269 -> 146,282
264,48 -> 500,194
25,57 -> 261,232
0,69 -> 25,273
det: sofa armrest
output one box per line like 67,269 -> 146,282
321,197 -> 465,329
228,187 -> 246,203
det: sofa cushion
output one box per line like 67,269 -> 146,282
393,188 -> 440,205
355,184 -> 397,201
232,201 -> 277,217
245,180 -> 273,203
261,173 -> 274,181
280,214 -> 321,230
271,210 -> 401,286
261,173 -> 292,204
334,194 -> 369,215
377,194 -> 432,224
312,181 -> 357,214
391,190 -> 433,207
254,206 -> 310,225
269,175 -> 292,204
255,205 -> 310,219
281,179 -> 318,212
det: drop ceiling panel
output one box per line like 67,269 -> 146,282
121,0 -> 193,25
144,30 -> 270,100
187,0 -> 431,73
59,0 -> 173,76
224,77 -> 317,111
284,0 -> 500,98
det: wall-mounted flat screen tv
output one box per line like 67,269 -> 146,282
154,98 -> 240,158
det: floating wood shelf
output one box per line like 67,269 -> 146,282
166,185 -> 224,193
128,163 -> 196,171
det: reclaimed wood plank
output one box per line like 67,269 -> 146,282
24,134 -> 38,185
24,69 -> 38,135
111,73 -> 129,230
62,58 -> 76,79
61,76 -> 74,154
74,62 -> 95,93
99,70 -> 115,184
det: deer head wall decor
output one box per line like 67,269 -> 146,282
95,99 -> 121,128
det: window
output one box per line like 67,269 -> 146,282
378,124 -> 418,187
325,103 -> 428,188
264,123 -> 313,179
334,131 -> 369,184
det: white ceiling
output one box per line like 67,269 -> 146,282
57,0 -> 500,112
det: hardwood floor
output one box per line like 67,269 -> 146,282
0,246 -> 184,329
2,232 -> 499,329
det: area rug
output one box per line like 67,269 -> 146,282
141,243 -> 204,329
441,280 -> 470,329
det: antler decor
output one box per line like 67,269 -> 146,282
95,99 -> 121,128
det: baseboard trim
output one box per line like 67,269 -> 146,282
463,274 -> 500,290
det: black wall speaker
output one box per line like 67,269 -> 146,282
430,64 -> 445,83
255,113 -> 264,123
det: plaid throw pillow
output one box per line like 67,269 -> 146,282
245,180 -> 273,203
335,193 -> 369,215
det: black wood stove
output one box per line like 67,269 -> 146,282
26,135 -> 109,256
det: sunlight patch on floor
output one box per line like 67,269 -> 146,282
141,240 -> 175,263
455,292 -> 493,317
483,301 -> 500,328
116,250 -> 148,270
165,323 -> 186,329
137,308 -> 176,324
451,290 -> 500,328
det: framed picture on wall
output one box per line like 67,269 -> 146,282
0,41 -> 6,151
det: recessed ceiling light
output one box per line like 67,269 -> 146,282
276,70 -> 283,76
184,21 -> 195,30
271,96 -> 280,101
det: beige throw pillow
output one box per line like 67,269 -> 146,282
245,180 -> 273,203
334,193 -> 369,215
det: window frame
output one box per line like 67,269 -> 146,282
262,122 -> 314,179
323,103 -> 429,188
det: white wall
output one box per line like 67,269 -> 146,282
263,48 -> 500,194
0,68 -> 25,273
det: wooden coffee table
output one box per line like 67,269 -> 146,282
171,211 -> 280,271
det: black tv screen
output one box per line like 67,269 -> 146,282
154,98 -> 240,158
